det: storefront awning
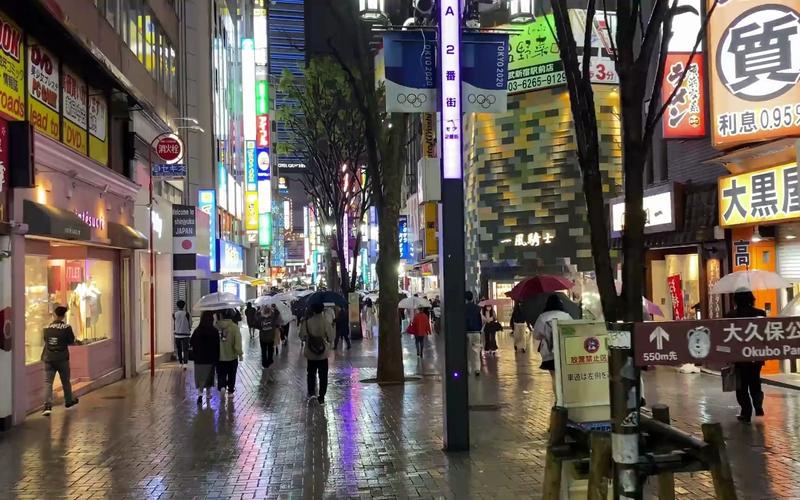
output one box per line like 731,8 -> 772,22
213,273 -> 266,286
107,222 -> 148,249
23,200 -> 91,241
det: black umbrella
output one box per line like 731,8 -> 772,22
307,291 -> 348,309
520,292 -> 581,325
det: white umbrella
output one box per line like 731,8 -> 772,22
366,293 -> 380,303
423,289 -> 441,299
253,296 -> 292,325
272,291 -> 296,303
710,270 -> 791,294
194,292 -> 244,311
398,296 -> 432,309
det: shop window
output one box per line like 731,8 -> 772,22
24,244 -> 116,365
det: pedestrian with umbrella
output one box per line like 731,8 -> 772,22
724,290 -> 766,423
481,302 -> 499,355
511,302 -> 529,353
215,309 -> 243,399
533,294 -> 574,395
190,311 -> 220,406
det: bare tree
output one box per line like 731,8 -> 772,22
278,58 -> 373,293
549,0 -> 715,322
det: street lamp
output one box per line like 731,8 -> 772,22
359,0 -> 387,21
508,0 -> 535,23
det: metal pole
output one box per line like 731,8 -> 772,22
148,138 -> 156,378
439,0 -> 469,452
608,322 -> 642,499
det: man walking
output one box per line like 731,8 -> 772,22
173,300 -> 192,370
333,305 -> 351,350
465,291 -> 483,376
300,303 -> 333,404
42,306 -> 79,416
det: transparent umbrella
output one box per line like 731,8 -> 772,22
711,270 -> 791,294
194,292 -> 244,311
253,295 -> 292,324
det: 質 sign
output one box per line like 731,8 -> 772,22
708,0 -> 800,148
635,317 -> 800,366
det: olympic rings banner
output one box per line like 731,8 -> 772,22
383,31 -> 437,113
462,33 -> 509,114
381,31 -> 509,114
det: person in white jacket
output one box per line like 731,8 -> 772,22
511,302 -> 529,353
533,294 -> 573,394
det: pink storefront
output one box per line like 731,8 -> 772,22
10,133 -> 143,421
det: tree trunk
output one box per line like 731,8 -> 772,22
350,228 -> 363,292
335,222 -> 350,294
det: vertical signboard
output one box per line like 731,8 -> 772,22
399,215 -> 410,260
382,31 -> 437,113
0,13 -> 24,121
88,87 -> 108,164
461,33 -> 509,114
61,66 -> 87,154
439,0 -> 462,180
0,119 -> 8,222
256,114 -> 269,148
708,0 -> 800,148
27,39 -> 60,141
422,113 -> 437,158
198,189 -> 217,273
257,146 -> 271,247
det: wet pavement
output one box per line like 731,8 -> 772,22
1,328 -> 800,499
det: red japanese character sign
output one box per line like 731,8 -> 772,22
661,54 -> 707,138
635,316 -> 800,366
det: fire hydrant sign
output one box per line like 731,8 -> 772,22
635,317 -> 800,366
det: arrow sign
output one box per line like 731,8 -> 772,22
650,327 -> 669,350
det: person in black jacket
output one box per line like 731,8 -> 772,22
258,307 -> 276,368
190,311 -> 220,405
725,290 -> 766,423
465,292 -> 483,376
245,302 -> 257,339
41,306 -> 79,416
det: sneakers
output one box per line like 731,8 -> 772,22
42,405 -> 52,416
65,398 -> 79,409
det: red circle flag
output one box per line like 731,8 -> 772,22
155,136 -> 183,164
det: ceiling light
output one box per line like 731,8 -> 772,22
359,0 -> 387,22
508,0 -> 535,23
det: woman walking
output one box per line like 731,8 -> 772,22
511,302 -> 529,353
215,309 -> 243,398
362,298 -> 377,339
481,304 -> 499,354
406,307 -> 432,357
300,303 -> 333,404
190,311 -> 220,405
258,307 -> 276,368
533,294 -> 573,394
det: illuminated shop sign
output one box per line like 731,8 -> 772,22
610,184 -> 678,236
198,189 -> 217,272
514,231 -> 555,247
439,0 -> 462,180
708,0 -> 800,148
219,239 -> 244,274
718,163 -> 800,227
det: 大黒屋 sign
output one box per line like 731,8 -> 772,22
635,317 -> 800,366
708,0 -> 800,148
718,163 -> 800,227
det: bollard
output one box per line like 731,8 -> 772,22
542,406 -> 569,500
652,405 -> 675,500
587,432 -> 612,500
701,423 -> 738,500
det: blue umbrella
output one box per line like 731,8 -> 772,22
307,291 -> 348,309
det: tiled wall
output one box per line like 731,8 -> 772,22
464,86 -> 623,293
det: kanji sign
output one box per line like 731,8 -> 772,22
155,135 -> 183,164
708,0 -> 800,148
256,114 -> 269,148
718,163 -> 800,226
661,54 -> 707,138
513,230 -> 555,247
439,0 -> 462,180
635,317 -> 800,366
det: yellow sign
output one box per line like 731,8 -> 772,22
27,39 -> 59,141
423,202 -> 438,257
553,320 -> 610,425
245,191 -> 259,230
62,66 -> 87,154
719,163 -> 800,227
0,13 -> 24,121
422,113 -> 437,158
88,86 -> 108,165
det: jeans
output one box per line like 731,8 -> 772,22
307,358 -> 329,397
468,331 -> 482,374
334,331 -> 351,349
175,336 -> 190,364
414,336 -> 425,356
216,360 -> 239,392
260,339 -> 275,368
44,359 -> 74,406
735,362 -> 764,418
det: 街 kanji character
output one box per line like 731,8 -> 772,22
722,179 -> 747,220
784,167 -> 800,213
750,171 -> 778,217
727,13 -> 800,94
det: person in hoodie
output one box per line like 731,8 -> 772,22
215,308 -> 243,398
41,305 -> 79,416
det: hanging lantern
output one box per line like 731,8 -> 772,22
508,0 -> 535,23
359,0 -> 387,21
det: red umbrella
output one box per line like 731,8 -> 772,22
505,275 -> 575,301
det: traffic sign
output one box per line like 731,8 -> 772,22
635,317 -> 800,366
155,135 -> 183,164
